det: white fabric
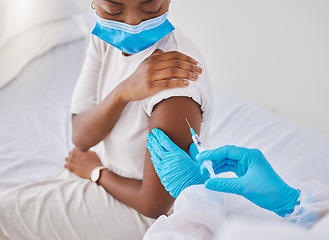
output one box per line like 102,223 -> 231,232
0,0 -> 89,45
144,185 -> 226,240
2,28 -> 327,195
209,91 -> 329,187
284,181 -> 329,227
1,34 -> 329,196
0,37 -> 90,193
1,21 -> 329,239
0,26 -> 213,239
71,29 -> 213,179
0,0 -> 91,88
208,90 -> 329,221
0,168 -> 154,240
144,182 -> 329,240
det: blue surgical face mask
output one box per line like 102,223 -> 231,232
91,11 -> 175,54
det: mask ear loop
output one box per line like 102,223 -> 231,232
91,1 -> 95,9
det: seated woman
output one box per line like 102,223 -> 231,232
0,0 -> 212,239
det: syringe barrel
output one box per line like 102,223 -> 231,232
192,134 -> 205,152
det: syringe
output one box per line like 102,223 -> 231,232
185,119 -> 216,178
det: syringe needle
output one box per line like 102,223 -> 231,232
186,118 -> 215,177
185,118 -> 192,129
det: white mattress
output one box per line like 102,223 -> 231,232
0,35 -> 328,219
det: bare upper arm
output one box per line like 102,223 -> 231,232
140,96 -> 202,217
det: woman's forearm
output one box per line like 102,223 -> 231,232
97,168 -> 173,219
72,85 -> 128,152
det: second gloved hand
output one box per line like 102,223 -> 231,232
197,146 -> 300,217
147,128 -> 209,198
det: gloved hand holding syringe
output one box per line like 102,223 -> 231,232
185,119 -> 216,178
148,127 -> 302,219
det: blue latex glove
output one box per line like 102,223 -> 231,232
147,128 -> 209,198
197,145 -> 300,217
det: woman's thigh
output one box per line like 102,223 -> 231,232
0,169 -> 154,240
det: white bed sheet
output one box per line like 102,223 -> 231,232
208,90 -> 329,220
0,37 -> 89,192
0,35 -> 328,221
209,91 -> 329,188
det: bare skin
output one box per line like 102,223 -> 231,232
72,49 -> 202,151
66,97 -> 202,218
66,0 -> 204,218
94,0 -> 171,25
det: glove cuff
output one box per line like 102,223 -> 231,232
275,188 -> 300,217
283,189 -> 318,227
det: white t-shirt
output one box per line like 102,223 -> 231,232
71,28 -> 213,179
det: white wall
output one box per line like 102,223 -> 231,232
169,0 -> 329,136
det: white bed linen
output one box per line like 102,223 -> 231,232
209,91 -> 329,188
0,37 -> 89,192
0,0 -> 89,46
0,32 -> 328,222
0,16 -> 90,89
208,89 -> 329,220
0,12 -> 94,89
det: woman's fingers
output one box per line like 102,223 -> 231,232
146,50 -> 203,91
120,50 -> 201,102
155,59 -> 202,74
151,50 -> 202,80
154,50 -> 198,65
150,49 -> 165,57
153,78 -> 190,90
153,67 -> 198,82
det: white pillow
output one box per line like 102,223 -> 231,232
0,0 -> 89,47
0,0 -> 92,88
